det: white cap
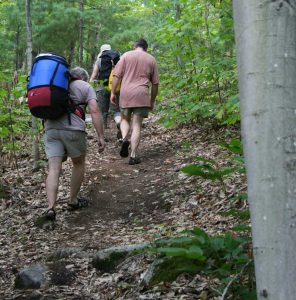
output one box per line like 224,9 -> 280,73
97,44 -> 111,58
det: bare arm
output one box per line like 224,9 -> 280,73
110,76 -> 121,105
88,99 -> 105,152
89,64 -> 99,82
150,83 -> 159,110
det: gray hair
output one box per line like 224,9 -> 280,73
70,67 -> 89,82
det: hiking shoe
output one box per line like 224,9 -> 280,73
129,157 -> 141,165
67,197 -> 89,210
44,208 -> 56,221
120,139 -> 130,157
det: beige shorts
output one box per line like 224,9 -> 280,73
121,107 -> 150,118
44,129 -> 87,159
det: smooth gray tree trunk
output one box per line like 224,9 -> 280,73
26,0 -> 40,168
233,1 -> 296,299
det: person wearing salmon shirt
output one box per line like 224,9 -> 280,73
110,39 -> 159,165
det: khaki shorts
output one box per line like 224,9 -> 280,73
121,107 -> 150,118
44,129 -> 87,159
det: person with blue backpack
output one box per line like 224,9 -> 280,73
90,44 -> 122,139
28,54 -> 105,221
44,67 -> 105,220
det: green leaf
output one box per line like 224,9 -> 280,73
157,247 -> 187,257
190,228 -> 209,242
210,238 -> 225,251
220,139 -> 243,155
186,246 -> 205,261
167,236 -> 195,245
181,164 -> 236,180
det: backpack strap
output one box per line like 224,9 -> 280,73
50,62 -> 60,88
68,77 -> 87,122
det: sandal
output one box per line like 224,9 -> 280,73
67,197 -> 89,210
44,208 -> 56,221
120,139 -> 130,158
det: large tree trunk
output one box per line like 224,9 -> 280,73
233,1 -> 296,299
25,0 -> 40,168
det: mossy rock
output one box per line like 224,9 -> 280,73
142,256 -> 200,286
93,243 -> 149,273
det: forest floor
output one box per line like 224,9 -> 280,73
0,114 -> 246,299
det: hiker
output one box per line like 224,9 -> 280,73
90,44 -> 121,139
110,38 -> 159,165
43,67 -> 105,220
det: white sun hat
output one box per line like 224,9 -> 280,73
97,44 -> 111,59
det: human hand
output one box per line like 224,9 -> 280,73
110,92 -> 116,105
98,137 -> 106,153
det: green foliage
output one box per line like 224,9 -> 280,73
181,139 -> 245,187
0,72 -> 32,164
220,138 -> 243,155
146,0 -> 239,126
181,156 -> 237,181
148,227 -> 255,298
0,0 -> 239,128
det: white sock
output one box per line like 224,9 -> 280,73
114,115 -> 121,124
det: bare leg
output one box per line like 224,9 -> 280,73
68,155 -> 85,204
46,156 -> 63,209
130,114 -> 144,158
120,114 -> 131,140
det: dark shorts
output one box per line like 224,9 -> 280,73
121,107 -> 150,118
96,87 -> 120,118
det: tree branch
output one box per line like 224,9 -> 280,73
220,260 -> 252,300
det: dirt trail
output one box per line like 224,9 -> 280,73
73,126 -> 171,225
0,115 -> 242,299
64,117 -> 177,248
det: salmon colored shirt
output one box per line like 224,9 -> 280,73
113,49 -> 159,108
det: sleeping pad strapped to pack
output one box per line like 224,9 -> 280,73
27,53 -> 70,120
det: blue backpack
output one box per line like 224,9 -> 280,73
27,53 -> 84,121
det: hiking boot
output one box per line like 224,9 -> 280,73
44,208 -> 56,221
120,139 -> 130,157
129,157 -> 141,165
